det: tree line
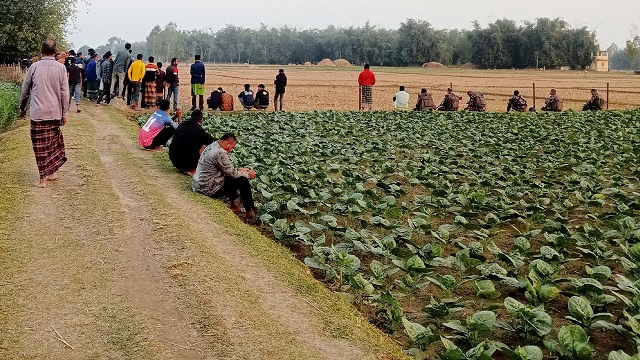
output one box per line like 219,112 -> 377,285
89,18 -> 602,70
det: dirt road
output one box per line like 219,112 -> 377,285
0,104 -> 406,359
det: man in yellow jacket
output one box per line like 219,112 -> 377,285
127,54 -> 146,110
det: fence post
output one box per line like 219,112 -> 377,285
533,83 -> 536,110
606,83 -> 610,110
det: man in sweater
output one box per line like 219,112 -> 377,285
254,84 -> 269,110
127,54 -> 146,110
111,43 -> 131,99
190,55 -> 205,111
393,86 -> 410,110
192,133 -> 257,222
165,58 -> 180,111
357,64 -> 376,110
274,69 -> 287,111
169,109 -> 214,176
19,39 -> 69,188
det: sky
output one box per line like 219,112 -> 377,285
68,0 -> 639,50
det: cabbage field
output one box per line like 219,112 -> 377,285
199,109 -> 640,359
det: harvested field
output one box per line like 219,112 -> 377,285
172,64 -> 640,112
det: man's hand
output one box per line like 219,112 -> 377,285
19,109 -> 26,118
247,170 -> 256,179
61,116 -> 67,126
175,108 -> 182,117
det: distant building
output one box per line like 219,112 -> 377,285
590,51 -> 609,71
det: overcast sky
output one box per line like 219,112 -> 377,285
68,0 -> 639,50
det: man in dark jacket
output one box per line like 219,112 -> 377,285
582,89 -> 604,111
238,84 -> 255,110
169,109 -> 214,176
190,55 -> 205,111
254,84 -> 269,110
207,87 -> 223,110
507,90 -> 528,112
274,69 -> 287,111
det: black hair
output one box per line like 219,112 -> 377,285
279,69 -> 284,73
157,62 -> 162,68
159,99 -> 170,111
191,109 -> 203,122
136,54 -> 143,60
41,39 -> 56,56
364,63 -> 370,69
258,84 -> 265,88
77,52 -> 83,56
244,84 -> 250,90
171,57 -> 177,64
399,86 -> 405,91
421,88 -> 427,93
220,133 -> 237,142
514,90 -> 519,96
148,56 -> 154,62
125,43 -> 131,50
195,54 -> 201,60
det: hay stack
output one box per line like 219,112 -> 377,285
333,58 -> 351,67
303,61 -> 312,66
317,58 -> 335,66
421,62 -> 445,68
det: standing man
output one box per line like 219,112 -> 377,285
97,51 -> 114,105
192,133 -> 258,222
357,63 -> 376,110
190,54 -> 205,111
111,43 -> 131,99
393,86 -> 410,110
67,58 -> 82,113
155,62 -> 166,106
19,39 -> 69,188
127,54 -> 146,110
85,53 -> 100,101
274,68 -> 287,111
165,58 -> 179,111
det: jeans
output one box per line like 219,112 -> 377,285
131,82 -> 141,106
69,83 -> 81,105
166,85 -> 179,110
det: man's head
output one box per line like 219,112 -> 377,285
364,63 -> 370,69
258,84 -> 265,90
550,89 -> 557,95
219,133 -> 237,153
447,88 -> 453,94
148,56 -> 154,63
159,99 -> 170,111
279,69 -> 284,73
171,58 -> 178,66
399,86 -> 405,91
191,109 -> 203,124
195,54 -> 201,61
421,88 -> 427,94
218,87 -> 223,91
125,43 -> 131,50
104,51 -> 112,59
157,62 -> 162,69
136,54 -> 143,60
467,91 -> 473,96
41,39 -> 56,56
69,49 -> 76,56
77,52 -> 83,58
91,53 -> 98,60
514,90 -> 520,96
591,89 -> 598,94
244,84 -> 250,90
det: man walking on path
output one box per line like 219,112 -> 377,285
19,39 -> 69,188
192,133 -> 258,222
357,64 -> 375,110
190,55 -> 205,111
111,43 -> 131,99
67,58 -> 82,113
165,58 -> 180,111
128,54 -> 146,110
97,52 -> 113,105
274,69 -> 287,111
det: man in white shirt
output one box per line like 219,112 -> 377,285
393,86 -> 410,110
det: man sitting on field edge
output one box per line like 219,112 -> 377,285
169,109 -> 214,176
138,99 -> 182,150
192,133 -> 258,222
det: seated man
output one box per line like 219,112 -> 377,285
541,89 -> 563,112
169,109 -> 214,176
507,90 -> 527,112
393,86 -> 410,110
207,87 -> 223,110
238,84 -> 255,110
192,133 -> 257,222
582,89 -> 604,111
438,88 -> 459,111
138,99 -> 182,150
414,88 -> 436,111
220,88 -> 234,111
465,91 -> 486,111
254,84 -> 269,110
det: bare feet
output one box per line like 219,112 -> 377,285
230,201 -> 242,214
46,173 -> 58,181
184,169 -> 195,177
245,208 -> 256,223
34,178 -> 48,188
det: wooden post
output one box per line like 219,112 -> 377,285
358,86 -> 362,111
606,83 -> 610,110
450,82 -> 453,90
533,83 -> 536,110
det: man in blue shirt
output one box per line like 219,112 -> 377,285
190,54 -> 205,111
238,84 -> 255,110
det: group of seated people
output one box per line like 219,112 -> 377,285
138,99 -> 257,222
207,84 -> 270,111
395,85 -> 605,112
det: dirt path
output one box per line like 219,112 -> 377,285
0,103 -> 406,359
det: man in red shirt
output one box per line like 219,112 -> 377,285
357,63 -> 376,110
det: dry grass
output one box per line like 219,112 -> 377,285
171,64 -> 640,112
